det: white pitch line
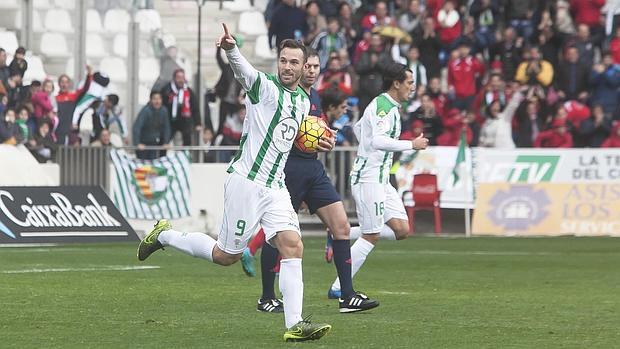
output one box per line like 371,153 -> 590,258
377,291 -> 412,295
1,265 -> 160,274
0,243 -> 60,248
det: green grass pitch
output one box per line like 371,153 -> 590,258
1,237 -> 619,348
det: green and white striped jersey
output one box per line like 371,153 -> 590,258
226,47 -> 309,188
350,93 -> 412,185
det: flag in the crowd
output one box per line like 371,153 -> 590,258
452,129 -> 467,185
72,72 -> 110,126
110,149 -> 191,220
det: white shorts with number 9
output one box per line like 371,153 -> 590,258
217,172 -> 301,254
352,182 -> 408,234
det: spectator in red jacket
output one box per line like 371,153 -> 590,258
562,100 -> 591,126
56,66 -> 93,144
534,118 -> 573,148
609,27 -> 620,65
448,42 -> 485,110
360,1 -> 393,31
427,77 -> 447,118
436,1 -> 461,45
472,73 -> 507,122
437,108 -> 473,146
601,121 -> 620,147
316,54 -> 353,95
570,0 -> 605,28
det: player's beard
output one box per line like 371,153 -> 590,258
279,70 -> 302,90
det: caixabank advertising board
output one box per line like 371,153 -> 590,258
0,186 -> 136,243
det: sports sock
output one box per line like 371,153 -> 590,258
158,229 -> 216,262
260,241 -> 279,300
332,239 -> 355,298
331,237 -> 375,292
279,258 -> 304,329
380,224 -> 397,240
349,226 -> 362,240
248,229 -> 266,256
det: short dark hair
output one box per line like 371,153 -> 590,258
320,87 -> 348,111
306,47 -> 319,60
0,48 -> 5,54
58,74 -> 70,84
278,39 -> 308,62
172,68 -> 185,79
327,16 -> 339,24
305,0 -> 319,9
150,91 -> 162,99
107,94 -> 120,106
17,105 -> 30,115
382,63 -> 411,91
31,80 -> 42,88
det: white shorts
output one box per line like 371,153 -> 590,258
352,182 -> 408,234
217,173 -> 301,254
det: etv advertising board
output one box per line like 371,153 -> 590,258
472,183 -> 620,237
474,148 -> 620,183
0,186 -> 136,243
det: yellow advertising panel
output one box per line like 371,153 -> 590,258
473,183 -> 620,236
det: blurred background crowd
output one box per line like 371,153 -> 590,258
3,0 -> 620,164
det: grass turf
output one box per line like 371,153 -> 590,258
1,237 -> 619,348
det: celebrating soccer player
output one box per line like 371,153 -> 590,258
137,23 -> 331,342
241,49 -> 379,314
327,63 -> 429,297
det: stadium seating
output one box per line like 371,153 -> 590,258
138,83 -> 151,105
238,11 -> 267,36
0,0 -> 19,9
23,54 -> 47,83
53,0 -> 75,10
64,57 -> 93,80
138,57 -> 159,83
86,33 -> 106,58
222,0 -> 253,12
103,9 -> 130,33
99,56 -> 127,82
33,0 -> 52,10
44,8 -> 73,33
86,9 -> 104,33
112,33 -> 128,57
39,32 -> 70,57
135,9 -> 162,33
254,34 -> 275,60
253,0 -> 269,11
0,30 -> 19,56
14,10 -> 44,32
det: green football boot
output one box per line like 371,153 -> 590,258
137,220 -> 171,261
283,317 -> 331,342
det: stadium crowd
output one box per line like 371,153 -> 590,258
213,0 -> 620,150
3,0 -> 620,164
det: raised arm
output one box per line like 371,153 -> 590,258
218,23 -> 259,91
500,91 -> 524,122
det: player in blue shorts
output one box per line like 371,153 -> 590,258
242,49 -> 379,314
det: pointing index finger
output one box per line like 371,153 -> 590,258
222,23 -> 230,36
